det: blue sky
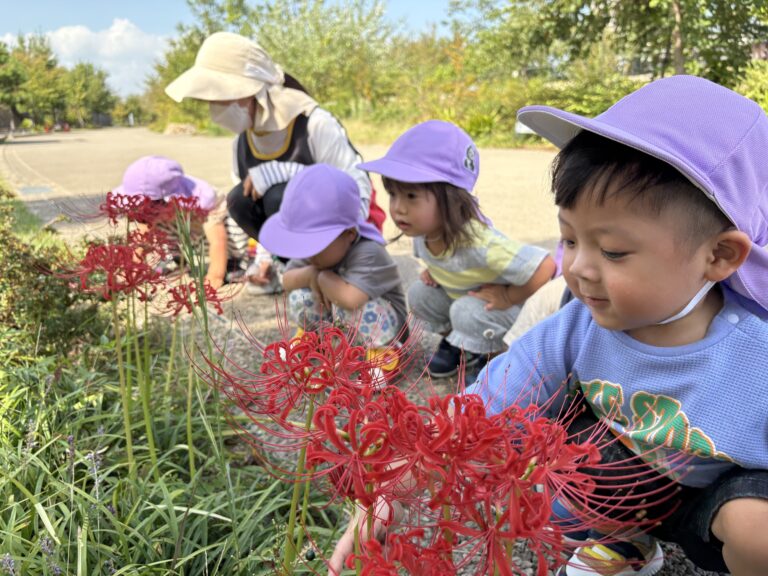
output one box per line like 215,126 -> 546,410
1,0 -> 451,96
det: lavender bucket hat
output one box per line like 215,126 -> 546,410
115,155 -> 217,211
259,163 -> 384,259
517,75 -> 768,318
358,120 -> 480,192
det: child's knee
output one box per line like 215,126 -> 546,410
712,497 -> 768,565
406,280 -> 436,312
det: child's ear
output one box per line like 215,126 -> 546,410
705,230 -> 752,282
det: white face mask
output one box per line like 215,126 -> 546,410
656,280 -> 716,325
209,102 -> 252,133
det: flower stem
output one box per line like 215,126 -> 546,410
112,299 -> 135,480
138,296 -> 159,481
282,397 -> 316,573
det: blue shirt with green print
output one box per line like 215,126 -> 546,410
466,287 -> 768,487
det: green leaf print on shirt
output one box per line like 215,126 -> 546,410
581,380 -> 731,461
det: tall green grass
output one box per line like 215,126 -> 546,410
0,183 -> 345,575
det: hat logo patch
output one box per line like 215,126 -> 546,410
463,145 -> 476,173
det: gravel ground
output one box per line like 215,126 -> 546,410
2,129 -> 728,575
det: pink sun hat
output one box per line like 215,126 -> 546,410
114,155 -> 217,211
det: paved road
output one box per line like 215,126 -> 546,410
0,127 -> 561,255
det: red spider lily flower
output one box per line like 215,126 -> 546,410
127,227 -> 172,264
165,279 -> 225,317
351,530 -> 456,576
167,196 -> 211,222
100,192 -> 176,225
215,325 -> 380,424
62,242 -> 164,301
208,323 -> 689,575
307,401 -> 408,507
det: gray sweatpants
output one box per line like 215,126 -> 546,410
407,280 -> 521,354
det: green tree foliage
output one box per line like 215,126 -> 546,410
737,60 -> 768,113
65,62 -> 117,127
0,35 -> 118,130
522,0 -> 767,87
0,41 -> 28,130
10,34 -> 67,125
145,27 -> 211,130
113,94 -> 151,126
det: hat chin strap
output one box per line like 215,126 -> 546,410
656,280 -> 716,325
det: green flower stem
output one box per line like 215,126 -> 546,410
163,318 -> 178,428
139,296 -> 159,481
282,397 -> 316,574
186,361 -> 196,478
112,298 -> 135,480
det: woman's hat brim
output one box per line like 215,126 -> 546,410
165,66 -> 264,103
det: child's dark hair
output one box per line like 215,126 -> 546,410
552,131 -> 732,248
382,177 -> 483,254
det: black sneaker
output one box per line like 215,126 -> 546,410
428,338 -> 481,378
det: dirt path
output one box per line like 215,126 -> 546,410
0,127 -> 561,249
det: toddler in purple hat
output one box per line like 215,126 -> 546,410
259,164 -> 407,364
358,120 -> 556,380
115,155 -> 248,289
461,76 -> 768,576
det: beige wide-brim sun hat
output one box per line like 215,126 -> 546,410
165,32 -> 316,131
166,32 -> 275,102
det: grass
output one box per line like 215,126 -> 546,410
0,180 -> 346,575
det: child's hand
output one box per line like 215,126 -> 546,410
420,269 -> 437,287
308,267 -> 332,310
242,174 -> 262,199
469,284 -> 513,311
205,272 -> 224,290
247,259 -> 272,286
327,498 -> 402,575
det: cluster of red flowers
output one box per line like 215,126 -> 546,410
99,191 -> 209,226
65,241 -> 164,301
214,325 -> 683,575
60,192 -> 227,315
166,279 -> 224,316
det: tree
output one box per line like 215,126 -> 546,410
534,0 -> 768,87
0,41 -> 28,131
113,94 -> 150,126
11,34 -> 67,126
65,63 -> 117,127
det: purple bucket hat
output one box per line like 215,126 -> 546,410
114,155 -> 217,211
259,163 -> 385,259
517,75 -> 768,318
358,120 -> 480,192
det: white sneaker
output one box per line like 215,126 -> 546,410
558,533 -> 663,576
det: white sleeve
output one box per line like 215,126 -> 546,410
230,136 -> 241,185
247,161 -> 306,197
307,108 -> 372,220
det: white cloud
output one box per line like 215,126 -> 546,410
3,19 -> 169,97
